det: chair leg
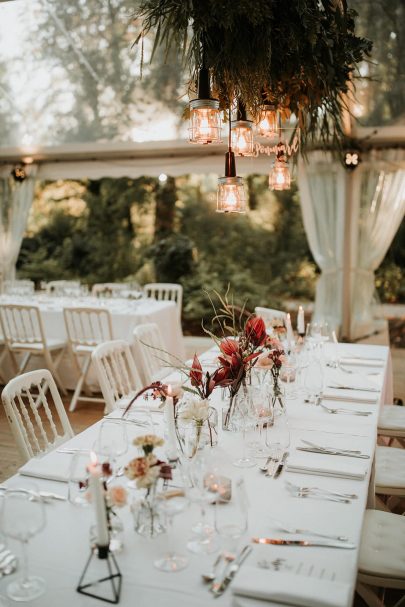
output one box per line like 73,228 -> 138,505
18,352 -> 31,374
69,355 -> 91,412
8,348 -> 19,374
356,582 -> 384,607
69,348 -> 93,396
43,349 -> 67,396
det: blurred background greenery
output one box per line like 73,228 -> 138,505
16,176 -> 404,334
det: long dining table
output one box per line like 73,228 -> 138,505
0,341 -> 393,607
0,294 -> 185,389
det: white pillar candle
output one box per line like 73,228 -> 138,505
285,313 -> 294,345
164,386 -> 178,460
88,453 -> 109,548
297,305 -> 305,334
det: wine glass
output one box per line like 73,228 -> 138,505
153,495 -> 189,572
215,478 -> 248,554
250,384 -> 273,457
68,449 -> 91,506
280,354 -> 298,400
232,392 -> 256,468
265,410 -> 290,462
95,419 -> 128,472
303,358 -> 324,405
0,484 -> 46,602
183,452 -> 219,554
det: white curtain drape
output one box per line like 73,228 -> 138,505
351,149 -> 405,339
0,164 -> 37,284
298,153 -> 346,331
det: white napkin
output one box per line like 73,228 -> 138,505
286,456 -> 367,480
232,568 -> 352,607
339,356 -> 384,368
322,390 -> 377,405
19,452 -> 72,483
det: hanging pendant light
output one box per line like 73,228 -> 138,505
189,41 -> 221,145
231,100 -> 254,157
217,108 -> 247,213
256,90 -> 279,139
269,142 -> 291,191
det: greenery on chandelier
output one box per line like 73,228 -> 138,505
134,0 -> 372,146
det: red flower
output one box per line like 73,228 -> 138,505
245,316 -> 267,347
190,354 -> 203,387
219,338 -> 240,357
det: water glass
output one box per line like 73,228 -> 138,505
153,495 -> 189,572
68,450 -> 91,506
215,479 -> 248,553
265,411 -> 290,461
303,358 -> 324,405
95,419 -> 128,467
0,484 -> 46,602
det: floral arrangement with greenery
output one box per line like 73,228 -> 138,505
134,0 -> 372,146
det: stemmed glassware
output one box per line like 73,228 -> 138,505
265,409 -> 290,462
95,419 -> 128,473
232,391 -> 256,468
215,478 -> 248,554
250,384 -> 273,457
68,449 -> 91,506
0,484 -> 46,602
183,452 -> 219,554
153,494 -> 189,572
280,353 -> 298,400
303,357 -> 324,405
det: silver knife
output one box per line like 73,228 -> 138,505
301,440 -> 361,454
297,447 -> 370,459
273,452 -> 289,479
327,385 -> 379,393
252,537 -> 355,549
211,545 -> 252,597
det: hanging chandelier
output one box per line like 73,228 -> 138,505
269,143 -> 291,191
217,109 -> 246,213
231,100 -> 254,157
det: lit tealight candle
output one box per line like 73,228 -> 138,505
88,452 -> 109,552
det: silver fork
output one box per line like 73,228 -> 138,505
286,481 -> 358,500
269,518 -> 349,542
320,404 -> 372,417
288,489 -> 351,504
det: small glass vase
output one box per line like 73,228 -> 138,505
222,384 -> 253,431
177,420 -> 204,458
131,485 -> 165,539
271,381 -> 286,416
90,511 -> 124,553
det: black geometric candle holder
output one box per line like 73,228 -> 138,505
77,545 -> 122,604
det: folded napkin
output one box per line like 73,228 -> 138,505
286,456 -> 367,480
232,568 -> 352,607
339,356 -> 384,368
19,452 -> 72,483
322,390 -> 377,405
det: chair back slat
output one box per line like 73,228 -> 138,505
133,322 -> 169,385
92,340 -> 142,413
64,307 -> 113,348
1,369 -> 74,463
0,305 -> 44,346
144,283 -> 183,321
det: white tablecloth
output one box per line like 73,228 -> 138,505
0,295 -> 185,389
0,342 -> 391,607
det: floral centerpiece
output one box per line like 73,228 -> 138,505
126,434 -> 172,538
203,290 -> 267,429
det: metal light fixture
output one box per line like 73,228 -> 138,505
231,100 -> 254,157
256,90 -> 279,139
189,44 -> 221,145
269,143 -> 291,191
217,109 -> 247,213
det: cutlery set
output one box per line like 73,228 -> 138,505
297,439 -> 370,459
286,481 -> 358,504
206,545 -> 253,597
259,451 -> 289,478
320,404 -> 373,416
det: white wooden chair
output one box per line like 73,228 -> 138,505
132,322 -> 172,385
91,283 -> 127,297
92,340 -> 142,413
63,306 -> 113,411
0,304 -> 67,394
356,509 -> 405,607
254,306 -> 286,329
378,404 -> 405,446
1,369 -> 74,463
144,283 -> 183,321
375,445 -> 405,502
46,280 -> 81,296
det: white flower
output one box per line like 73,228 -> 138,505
180,398 -> 209,423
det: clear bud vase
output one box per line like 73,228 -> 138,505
131,484 -> 165,539
201,406 -> 218,447
272,380 -> 286,416
222,383 -> 253,431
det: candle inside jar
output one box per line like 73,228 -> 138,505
204,473 -> 232,502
